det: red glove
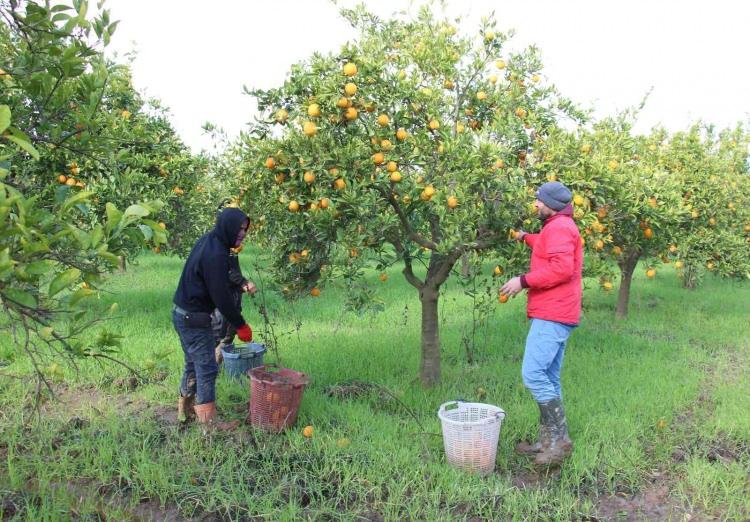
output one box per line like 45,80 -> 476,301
236,323 -> 253,342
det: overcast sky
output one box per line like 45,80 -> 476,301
105,0 -> 750,152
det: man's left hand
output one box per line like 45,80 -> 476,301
500,276 -> 524,297
242,281 -> 257,295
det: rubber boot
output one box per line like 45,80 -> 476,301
515,422 -> 550,455
193,402 -> 240,431
177,394 -> 195,423
534,398 -> 573,467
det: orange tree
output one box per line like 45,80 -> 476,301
538,112 -> 686,319
236,5 -> 582,385
0,1 -> 191,384
663,124 -> 750,288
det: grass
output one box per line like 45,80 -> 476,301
0,249 -> 748,520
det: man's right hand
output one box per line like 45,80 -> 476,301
514,229 -> 527,241
237,323 -> 253,342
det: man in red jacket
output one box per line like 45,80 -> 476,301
500,181 -> 582,466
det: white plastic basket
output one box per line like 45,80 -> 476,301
438,401 -> 506,476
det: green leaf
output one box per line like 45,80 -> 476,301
25,260 -> 53,275
123,204 -> 150,218
5,134 -> 40,160
61,190 -> 93,213
2,288 -> 38,309
0,105 -> 10,134
97,250 -> 120,267
48,268 -> 82,297
105,202 -> 122,234
90,224 -> 103,247
138,224 -> 153,241
69,287 -> 95,306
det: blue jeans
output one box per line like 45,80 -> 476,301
521,319 -> 575,403
173,309 -> 218,405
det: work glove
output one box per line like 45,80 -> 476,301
237,323 -> 253,342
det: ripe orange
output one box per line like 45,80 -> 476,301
57,174 -> 67,184
675,261 -> 684,269
514,107 -> 527,118
307,103 -> 321,117
531,74 -> 540,83
489,75 -> 498,84
319,198 -> 330,209
493,265 -> 503,276
423,185 -> 436,197
573,194 -> 585,206
303,171 -> 316,184
708,217 -> 716,226
396,128 -> 408,141
443,79 -> 454,89
158,222 -> 166,230
597,207 -> 607,219
643,228 -> 654,239
349,248 -> 359,258
302,121 -> 317,136
447,196 -> 458,209
648,197 -> 658,208
495,59 -> 506,69
65,177 -> 76,186
379,273 -> 388,282
264,156 -> 276,169
386,161 -> 398,172
706,261 -> 715,270
336,97 -> 351,109
595,240 -> 604,251
372,152 -> 385,165
495,159 -> 505,169
389,171 -> 402,183
646,268 -> 656,279
602,281 -> 613,291
288,200 -> 300,212
608,160 -> 619,170
334,178 -> 346,190
476,91 -> 487,101
377,114 -> 390,127
380,139 -> 393,151
612,245 -> 623,256
344,82 -> 357,96
310,288 -> 320,297
428,119 -> 440,130
344,107 -> 358,120
580,144 -> 592,154
275,108 -> 289,123
343,62 -> 357,76
498,294 -> 508,304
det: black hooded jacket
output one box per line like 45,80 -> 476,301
173,208 -> 248,329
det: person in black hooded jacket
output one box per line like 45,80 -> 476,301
173,207 -> 254,429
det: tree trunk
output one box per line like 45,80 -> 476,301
460,252 -> 471,277
682,263 -> 698,289
419,286 -> 441,386
118,255 -> 126,273
615,252 -> 640,319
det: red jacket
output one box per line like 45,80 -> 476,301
519,205 -> 583,325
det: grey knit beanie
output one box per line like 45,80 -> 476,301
536,181 -> 572,211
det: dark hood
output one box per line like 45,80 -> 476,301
212,208 -> 248,248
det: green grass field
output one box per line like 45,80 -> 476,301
1,250 -> 748,520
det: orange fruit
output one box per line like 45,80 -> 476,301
379,273 -> 388,282
580,144 -> 592,153
344,107 -> 358,120
386,161 -> 398,172
447,196 -> 458,209
310,288 -> 320,297
443,79 -> 454,89
396,128 -> 408,141
708,217 -> 716,226
495,159 -> 505,169
648,197 -> 658,208
264,156 -> 276,169
389,171 -> 402,183
602,281 -> 613,291
275,173 -> 286,184
612,246 -> 623,256
275,108 -> 289,123
595,240 -> 604,251
343,62 -> 357,76
302,121 -> 317,136
531,74 -> 540,83
377,114 -> 390,126
57,174 -> 67,184
65,177 -> 76,186
643,228 -> 654,239
372,152 -> 385,165
514,107 -> 527,118
319,198 -> 330,209
646,268 -> 656,279
344,82 -> 357,96
498,294 -> 508,304
303,171 -> 316,184
423,185 -> 436,197
495,59 -> 506,69
608,160 -> 619,170
675,261 -> 684,269
334,178 -> 346,190
476,91 -> 487,101
493,265 -> 503,276
288,200 -> 300,212
428,119 -> 440,130
573,194 -> 585,206
380,139 -> 392,151
349,248 -> 359,258
158,222 -> 166,230
307,103 -> 321,117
